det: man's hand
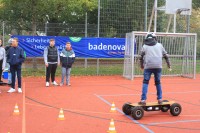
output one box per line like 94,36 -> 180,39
45,63 -> 48,67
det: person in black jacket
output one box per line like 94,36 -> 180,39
7,38 -> 25,93
60,42 -> 75,86
43,39 -> 60,87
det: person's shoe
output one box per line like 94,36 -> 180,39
67,83 -> 71,86
7,88 -> 16,93
46,82 -> 49,87
158,99 -> 163,104
52,81 -> 58,86
138,100 -> 146,105
18,88 -> 22,93
60,83 -> 63,86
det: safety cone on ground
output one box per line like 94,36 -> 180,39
110,102 -> 116,112
107,119 -> 117,133
13,103 -> 20,115
58,108 -> 65,120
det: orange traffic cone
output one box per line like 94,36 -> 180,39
13,103 -> 20,115
58,108 -> 65,120
110,102 -> 116,112
107,119 -> 117,133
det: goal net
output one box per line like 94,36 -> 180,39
123,32 -> 197,80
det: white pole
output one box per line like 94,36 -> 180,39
97,0 -> 100,75
45,21 -> 48,36
145,0 -> 148,31
85,12 -> 88,37
166,15 -> 173,33
148,1 -> 155,32
154,0 -> 158,33
173,13 -> 176,33
85,12 -> 88,68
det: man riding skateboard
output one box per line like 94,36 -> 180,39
139,33 -> 171,105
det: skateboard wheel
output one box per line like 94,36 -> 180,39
161,106 -> 169,112
131,106 -> 144,120
122,102 -> 132,115
161,100 -> 170,112
170,103 -> 182,116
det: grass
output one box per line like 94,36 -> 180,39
22,65 -> 123,77
21,59 -> 200,77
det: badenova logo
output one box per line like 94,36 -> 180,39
88,43 -> 125,51
69,37 -> 82,42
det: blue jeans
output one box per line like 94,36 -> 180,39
141,68 -> 162,100
61,67 -> 71,84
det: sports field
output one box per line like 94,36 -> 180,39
0,75 -> 200,133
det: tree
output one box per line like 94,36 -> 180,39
190,8 -> 200,57
192,0 -> 200,9
0,0 -> 97,35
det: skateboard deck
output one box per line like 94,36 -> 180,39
129,101 -> 175,106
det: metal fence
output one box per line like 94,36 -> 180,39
22,58 -> 123,76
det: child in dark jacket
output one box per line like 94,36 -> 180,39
60,42 -> 75,86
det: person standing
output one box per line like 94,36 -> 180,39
60,42 -> 75,86
138,33 -> 171,105
5,38 -> 13,85
44,39 -> 60,87
7,38 -> 25,93
0,39 -> 6,85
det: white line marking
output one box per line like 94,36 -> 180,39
148,119 -> 200,125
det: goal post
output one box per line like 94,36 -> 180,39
123,32 -> 197,80
123,32 -> 135,80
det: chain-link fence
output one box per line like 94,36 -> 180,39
0,0 -> 199,76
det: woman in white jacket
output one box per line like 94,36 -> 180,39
0,39 -> 6,92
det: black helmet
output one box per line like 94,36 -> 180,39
145,32 -> 157,40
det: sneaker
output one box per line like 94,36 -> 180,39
67,83 -> 71,86
158,99 -> 163,104
46,82 -> 49,87
60,83 -> 63,86
138,100 -> 146,105
7,88 -> 16,93
52,81 -> 58,86
18,88 -> 22,93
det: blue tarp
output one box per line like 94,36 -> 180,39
12,36 -> 126,58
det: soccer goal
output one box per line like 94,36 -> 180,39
123,32 -> 197,80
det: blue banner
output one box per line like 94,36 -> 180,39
12,36 -> 125,58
